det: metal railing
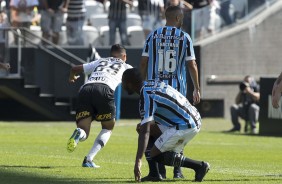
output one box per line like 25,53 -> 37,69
190,0 -> 278,42
2,27 -> 86,76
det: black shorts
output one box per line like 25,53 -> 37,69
75,83 -> 116,122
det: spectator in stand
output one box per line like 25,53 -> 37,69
138,0 -> 165,39
10,0 -> 39,44
66,0 -> 86,45
105,0 -> 132,46
0,10 -> 8,63
187,0 -> 220,39
40,0 -> 68,45
219,0 -> 233,26
187,0 -> 210,38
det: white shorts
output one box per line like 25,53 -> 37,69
155,125 -> 200,153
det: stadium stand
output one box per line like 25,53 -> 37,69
127,25 -> 144,47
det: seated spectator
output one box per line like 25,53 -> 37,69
10,0 -> 39,44
227,75 -> 260,134
40,0 -> 68,45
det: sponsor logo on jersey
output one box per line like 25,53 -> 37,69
89,76 -> 106,81
153,34 -> 184,40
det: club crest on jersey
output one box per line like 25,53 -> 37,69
96,113 -> 112,121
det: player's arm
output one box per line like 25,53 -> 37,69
60,0 -> 69,12
245,87 -> 260,102
235,92 -> 242,104
140,56 -> 148,80
69,65 -> 83,83
187,60 -> 200,105
272,72 -> 282,108
0,62 -> 10,71
134,121 -> 151,182
121,0 -> 133,6
181,0 -> 193,10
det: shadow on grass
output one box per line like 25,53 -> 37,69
0,166 -> 140,184
0,165 -> 65,169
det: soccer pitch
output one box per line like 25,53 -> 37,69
0,118 -> 281,184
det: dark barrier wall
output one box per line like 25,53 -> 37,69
8,46 -> 223,119
259,77 -> 282,136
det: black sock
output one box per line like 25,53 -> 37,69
152,151 -> 202,171
173,150 -> 183,175
158,163 -> 166,177
145,136 -> 160,177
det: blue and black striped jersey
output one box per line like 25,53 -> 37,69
142,26 -> 196,96
139,81 -> 201,129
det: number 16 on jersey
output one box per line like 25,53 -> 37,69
158,49 -> 177,72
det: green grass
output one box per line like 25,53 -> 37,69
0,118 -> 281,184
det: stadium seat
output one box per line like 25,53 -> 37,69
85,0 -> 105,25
28,25 -> 42,45
88,13 -> 108,30
83,26 -> 99,46
127,26 -> 144,47
96,26 -> 121,47
59,25 -> 99,46
127,13 -> 142,27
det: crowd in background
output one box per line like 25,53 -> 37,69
0,0 -> 271,46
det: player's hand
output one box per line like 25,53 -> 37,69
47,8 -> 54,14
134,159 -> 142,182
193,89 -> 200,105
69,75 -> 80,83
136,123 -> 141,134
3,63 -> 10,71
272,83 -> 280,109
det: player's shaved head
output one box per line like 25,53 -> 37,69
122,68 -> 143,95
165,5 -> 184,28
122,68 -> 142,85
110,44 -> 127,60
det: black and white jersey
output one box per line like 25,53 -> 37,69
83,57 -> 133,90
108,0 -> 131,20
67,0 -> 86,20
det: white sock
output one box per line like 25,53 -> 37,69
86,129 -> 112,161
76,128 -> 87,142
